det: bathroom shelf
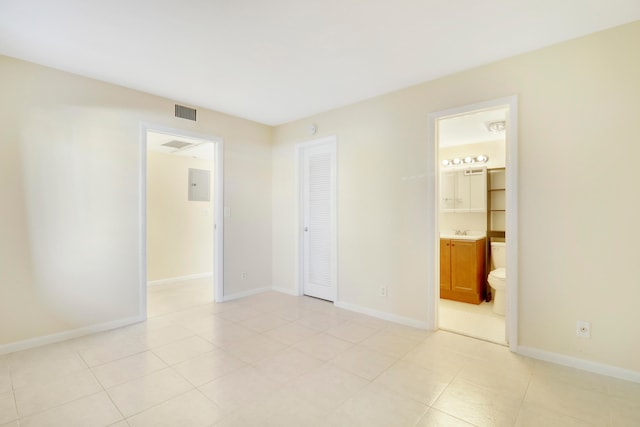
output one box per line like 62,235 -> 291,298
486,168 -> 506,301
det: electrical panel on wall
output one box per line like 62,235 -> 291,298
188,168 -> 210,201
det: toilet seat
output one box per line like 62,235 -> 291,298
489,267 -> 506,280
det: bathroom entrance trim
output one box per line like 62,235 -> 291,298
426,96 -> 519,351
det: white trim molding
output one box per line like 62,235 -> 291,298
334,301 -> 429,330
147,272 -> 213,287
222,287 -> 272,302
0,316 -> 144,356
518,346 -> 640,384
272,286 -> 300,296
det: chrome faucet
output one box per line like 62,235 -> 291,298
454,229 -> 469,236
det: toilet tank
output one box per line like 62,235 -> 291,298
490,241 -> 506,270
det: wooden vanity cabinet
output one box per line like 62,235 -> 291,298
440,238 -> 486,304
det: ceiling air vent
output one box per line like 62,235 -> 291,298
175,104 -> 197,121
162,140 -> 193,149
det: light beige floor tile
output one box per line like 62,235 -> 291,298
152,336 -> 215,365
261,398 -> 328,427
172,349 -> 246,387
455,361 -> 531,397
198,366 -> 282,411
524,375 -> 611,425
10,352 -> 88,389
126,389 -> 225,427
422,330 -> 484,354
13,369 -> 102,417
331,345 -> 397,380
533,361 -> 610,394
107,421 -> 129,427
195,321 -> 257,347
0,362 -> 11,394
383,323 -> 433,342
0,422 -> 20,427
79,337 -> 149,367
360,329 -> 420,358
239,313 -> 291,333
402,341 -> 475,378
608,376 -> 640,401
0,391 -> 17,424
515,401 -> 598,427
254,348 -> 325,383
131,325 -> 194,349
433,377 -> 523,427
610,395 -> 640,426
288,364 -> 369,411
214,306 -> 263,323
91,351 -> 167,389
19,391 -> 122,427
373,360 -> 451,405
328,383 -> 428,427
415,408 -> 476,426
294,311 -> 348,332
350,314 -> 394,330
106,368 -> 193,417
326,321 -> 378,343
293,333 -> 353,361
221,334 -> 287,364
265,322 -> 318,345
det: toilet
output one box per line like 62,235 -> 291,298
488,241 -> 507,315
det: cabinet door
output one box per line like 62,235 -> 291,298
450,240 -> 477,294
440,239 -> 451,290
440,172 -> 457,211
455,171 -> 470,210
468,171 -> 487,212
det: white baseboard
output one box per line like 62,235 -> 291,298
518,345 -> 640,384
222,287 -> 271,302
334,301 -> 429,330
0,315 -> 144,356
272,286 -> 300,296
147,272 -> 213,286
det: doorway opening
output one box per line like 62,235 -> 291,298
141,126 -> 224,318
427,97 -> 518,350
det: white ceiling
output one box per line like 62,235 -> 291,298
1,1 -> 639,126
439,108 -> 507,147
147,131 -> 214,160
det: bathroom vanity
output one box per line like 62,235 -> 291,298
440,235 -> 486,304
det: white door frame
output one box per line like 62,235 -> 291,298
296,135 -> 338,300
426,96 -> 519,351
139,123 -> 224,319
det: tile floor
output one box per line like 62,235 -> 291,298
1,279 -> 639,426
439,299 -> 506,345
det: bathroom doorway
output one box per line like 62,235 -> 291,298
427,97 -> 518,350
141,126 -> 224,318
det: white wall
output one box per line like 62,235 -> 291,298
0,55 -> 272,349
147,151 -> 214,282
272,22 -> 640,374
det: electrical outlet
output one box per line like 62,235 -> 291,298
241,272 -> 247,280
576,320 -> 591,338
379,287 -> 387,297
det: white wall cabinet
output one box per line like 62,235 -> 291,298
440,167 -> 487,213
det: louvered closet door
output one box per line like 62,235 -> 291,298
302,140 -> 337,301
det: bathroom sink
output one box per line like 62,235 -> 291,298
439,232 -> 486,241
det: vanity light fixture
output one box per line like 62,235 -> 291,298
441,155 -> 489,167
